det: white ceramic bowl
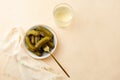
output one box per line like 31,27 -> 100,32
23,25 -> 57,59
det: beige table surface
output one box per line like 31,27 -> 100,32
0,0 -> 120,80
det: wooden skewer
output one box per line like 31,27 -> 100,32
50,54 -> 70,78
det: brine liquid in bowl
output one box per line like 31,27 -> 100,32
53,3 -> 73,27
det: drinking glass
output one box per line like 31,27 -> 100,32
53,3 -> 73,27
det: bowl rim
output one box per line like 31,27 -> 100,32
23,25 -> 57,59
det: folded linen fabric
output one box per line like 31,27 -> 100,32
0,27 -> 65,80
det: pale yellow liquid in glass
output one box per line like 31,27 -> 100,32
54,4 -> 73,27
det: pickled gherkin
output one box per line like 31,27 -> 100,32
35,37 -> 50,49
35,36 -> 38,44
34,52 -> 42,56
31,36 -> 35,44
27,29 -> 40,36
36,26 -> 53,38
47,41 -> 54,49
25,36 -> 36,51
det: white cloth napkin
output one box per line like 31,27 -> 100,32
0,27 -> 65,80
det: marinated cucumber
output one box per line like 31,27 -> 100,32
36,26 -> 53,38
26,29 -> 40,36
35,37 -> 50,49
25,36 -> 36,51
